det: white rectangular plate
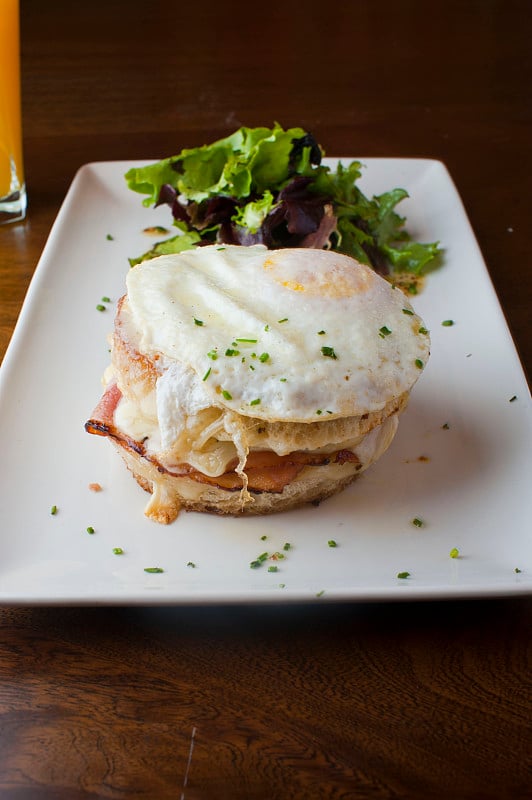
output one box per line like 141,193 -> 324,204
1,158 -> 531,605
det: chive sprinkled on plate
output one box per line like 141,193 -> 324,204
187,561 -> 196,568
259,352 -> 270,363
442,422 -> 450,430
412,517 -> 424,528
207,349 -> 218,360
449,547 -> 460,559
379,326 -> 392,337
268,565 -> 279,573
194,318 -> 204,326
112,547 -> 124,555
50,505 -> 58,515
250,551 -> 269,569
402,308 -> 414,316
442,319 -> 455,326
317,329 -> 326,335
144,567 -> 164,573
225,348 -> 240,356
101,296 -> 111,303
509,395 -> 517,402
106,234 -> 114,240
514,567 -> 522,574
415,358 -> 424,369
235,337 -> 258,343
397,571 -> 410,579
278,318 -> 288,323
283,542 -> 292,551
96,304 -> 106,312
321,346 -> 337,359
327,539 -> 337,548
222,389 -> 232,400
86,526 -> 95,534
202,367 -> 211,381
249,398 -> 261,406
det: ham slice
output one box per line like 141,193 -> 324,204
85,386 -> 360,494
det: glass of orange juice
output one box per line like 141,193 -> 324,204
0,0 -> 26,224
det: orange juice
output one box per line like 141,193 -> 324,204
0,0 -> 24,198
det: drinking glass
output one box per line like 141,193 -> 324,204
0,0 -> 26,224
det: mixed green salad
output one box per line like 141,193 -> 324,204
125,123 -> 441,275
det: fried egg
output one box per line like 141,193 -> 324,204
126,245 -> 429,424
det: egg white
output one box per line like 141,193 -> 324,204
126,245 -> 430,422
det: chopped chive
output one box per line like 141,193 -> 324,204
222,389 -> 232,400
250,551 -> 269,569
235,338 -> 258,343
379,326 -> 392,337
279,583 -> 286,588
202,367 -> 211,381
442,422 -> 450,430
187,561 -> 196,568
316,409 -> 323,415
316,589 -> 325,597
268,565 -> 279,573
249,398 -> 261,406
509,395 -> 517,402
50,505 -> 58,515
280,377 -> 287,382
225,348 -> 240,357
259,352 -> 270,363
449,547 -> 460,559
514,567 -> 522,574
317,330 -> 326,335
112,547 -> 124,555
106,233 -> 114,240
442,319 -> 455,326
415,359 -> 424,369
216,246 -> 226,250
260,535 -> 268,541
321,346 -> 338,359
278,318 -> 288,323
327,540 -> 337,548
86,526 -> 95,534
194,318 -> 204,326
283,543 -> 291,551
101,296 -> 111,303
412,517 -> 424,528
249,364 -> 255,371
207,349 -> 218,360
144,567 -> 164,573
402,308 -> 414,316
418,326 -> 429,335
397,571 -> 410,579
96,304 -> 106,312
264,324 -> 270,331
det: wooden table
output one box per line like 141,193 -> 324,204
1,0 -> 530,797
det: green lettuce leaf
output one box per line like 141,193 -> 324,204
128,230 -> 201,267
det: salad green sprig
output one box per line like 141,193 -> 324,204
125,123 -> 441,274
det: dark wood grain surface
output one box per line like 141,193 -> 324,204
1,0 -> 531,797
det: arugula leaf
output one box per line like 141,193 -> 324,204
382,241 -> 441,274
